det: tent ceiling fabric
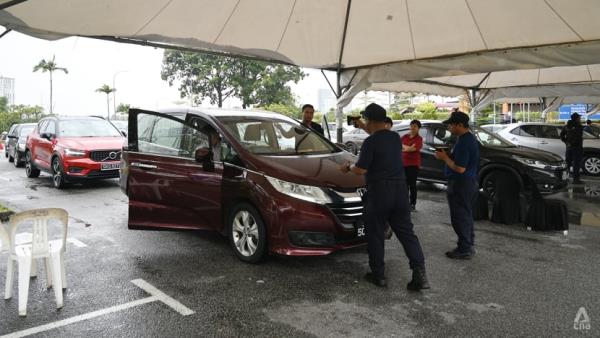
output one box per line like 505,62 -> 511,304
2,0 -> 600,72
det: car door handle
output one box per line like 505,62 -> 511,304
427,146 -> 436,152
540,140 -> 548,144
131,162 -> 157,170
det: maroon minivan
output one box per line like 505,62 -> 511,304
120,108 -> 367,262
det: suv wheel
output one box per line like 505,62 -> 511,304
52,157 -> 68,189
25,151 -> 40,178
228,203 -> 267,263
13,149 -> 22,168
345,142 -> 358,155
582,154 -> 600,176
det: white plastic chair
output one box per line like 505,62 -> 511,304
4,208 -> 68,316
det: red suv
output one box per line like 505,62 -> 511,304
25,116 -> 125,188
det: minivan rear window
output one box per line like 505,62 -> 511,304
218,117 -> 338,155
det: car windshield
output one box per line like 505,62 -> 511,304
219,117 -> 338,155
60,119 -> 122,137
111,121 -> 128,129
473,128 -> 514,147
19,126 -> 35,137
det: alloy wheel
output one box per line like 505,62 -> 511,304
231,210 -> 259,257
52,157 -> 65,188
583,156 -> 600,175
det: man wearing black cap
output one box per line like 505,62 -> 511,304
435,111 -> 479,260
560,113 -> 584,184
339,103 -> 429,291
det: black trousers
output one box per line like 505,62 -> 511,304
404,166 -> 419,206
566,147 -> 584,180
446,177 -> 478,254
363,180 -> 425,279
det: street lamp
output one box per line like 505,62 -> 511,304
112,70 -> 128,118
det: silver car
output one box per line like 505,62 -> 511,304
496,122 -> 600,176
342,128 -> 369,154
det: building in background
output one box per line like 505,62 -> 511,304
0,76 -> 15,106
317,88 -> 336,113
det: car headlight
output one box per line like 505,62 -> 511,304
64,149 -> 86,157
266,176 -> 332,204
513,156 -> 549,169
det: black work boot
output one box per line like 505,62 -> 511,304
407,267 -> 430,291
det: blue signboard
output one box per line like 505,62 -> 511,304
559,104 -> 600,120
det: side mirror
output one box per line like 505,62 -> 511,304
40,132 -> 54,141
7,134 -> 17,139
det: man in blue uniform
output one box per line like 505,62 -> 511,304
435,111 -> 480,259
340,103 -> 429,290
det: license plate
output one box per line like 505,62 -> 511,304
356,223 -> 365,238
101,162 -> 121,171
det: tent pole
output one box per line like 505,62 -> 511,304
336,71 -> 344,143
0,28 -> 11,39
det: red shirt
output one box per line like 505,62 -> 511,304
401,134 -> 423,167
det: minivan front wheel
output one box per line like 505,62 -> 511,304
228,203 -> 267,263
582,155 -> 600,176
52,157 -> 68,189
25,151 -> 40,178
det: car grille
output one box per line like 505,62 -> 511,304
86,170 -> 120,179
90,150 -> 121,162
326,201 -> 363,224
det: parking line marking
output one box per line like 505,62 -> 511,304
131,279 -> 195,316
0,176 -> 10,182
1,279 -> 194,338
67,238 -> 87,247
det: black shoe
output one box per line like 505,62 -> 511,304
407,267 -> 430,291
445,249 -> 473,260
410,204 -> 416,212
364,273 -> 387,288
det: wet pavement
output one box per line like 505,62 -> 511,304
0,160 -> 599,337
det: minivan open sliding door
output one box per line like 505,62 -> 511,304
126,109 -> 223,231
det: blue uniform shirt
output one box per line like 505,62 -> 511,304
355,129 -> 405,183
444,131 -> 479,179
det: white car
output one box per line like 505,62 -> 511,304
496,122 -> 600,176
481,124 -> 509,134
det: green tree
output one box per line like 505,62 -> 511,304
96,84 -> 116,120
33,56 -> 68,115
259,102 -> 300,118
0,96 -> 8,113
416,101 -> 437,119
116,103 -> 131,113
161,51 -> 305,108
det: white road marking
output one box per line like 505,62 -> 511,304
1,279 -> 194,338
0,176 -> 10,182
131,279 -> 195,316
66,237 -> 87,247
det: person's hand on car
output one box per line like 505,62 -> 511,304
339,161 -> 352,173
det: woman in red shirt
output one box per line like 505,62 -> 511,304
402,120 -> 423,211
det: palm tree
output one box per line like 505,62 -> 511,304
96,84 -> 116,120
33,56 -> 68,115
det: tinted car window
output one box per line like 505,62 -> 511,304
517,125 -> 537,137
137,113 -> 208,158
431,126 -> 452,145
473,128 -> 512,147
539,125 -> 559,139
219,118 -> 337,155
45,121 -> 57,135
37,120 -> 48,134
59,119 -> 121,137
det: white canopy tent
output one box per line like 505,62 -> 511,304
3,0 -> 600,140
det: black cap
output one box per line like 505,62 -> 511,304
443,111 -> 469,126
361,103 -> 387,122
383,116 -> 393,125
571,112 -> 581,120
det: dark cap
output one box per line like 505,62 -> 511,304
361,103 -> 387,122
383,116 -> 393,125
443,111 -> 469,126
571,112 -> 581,120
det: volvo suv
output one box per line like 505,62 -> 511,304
120,108 -> 366,263
25,116 -> 125,188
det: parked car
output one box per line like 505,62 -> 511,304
391,122 -> 568,197
4,125 -> 18,158
5,123 -> 36,167
110,120 -> 128,135
481,124 -> 509,134
342,127 -> 369,154
120,108 -> 366,263
496,122 -> 600,176
0,131 -> 7,155
25,116 -> 125,188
